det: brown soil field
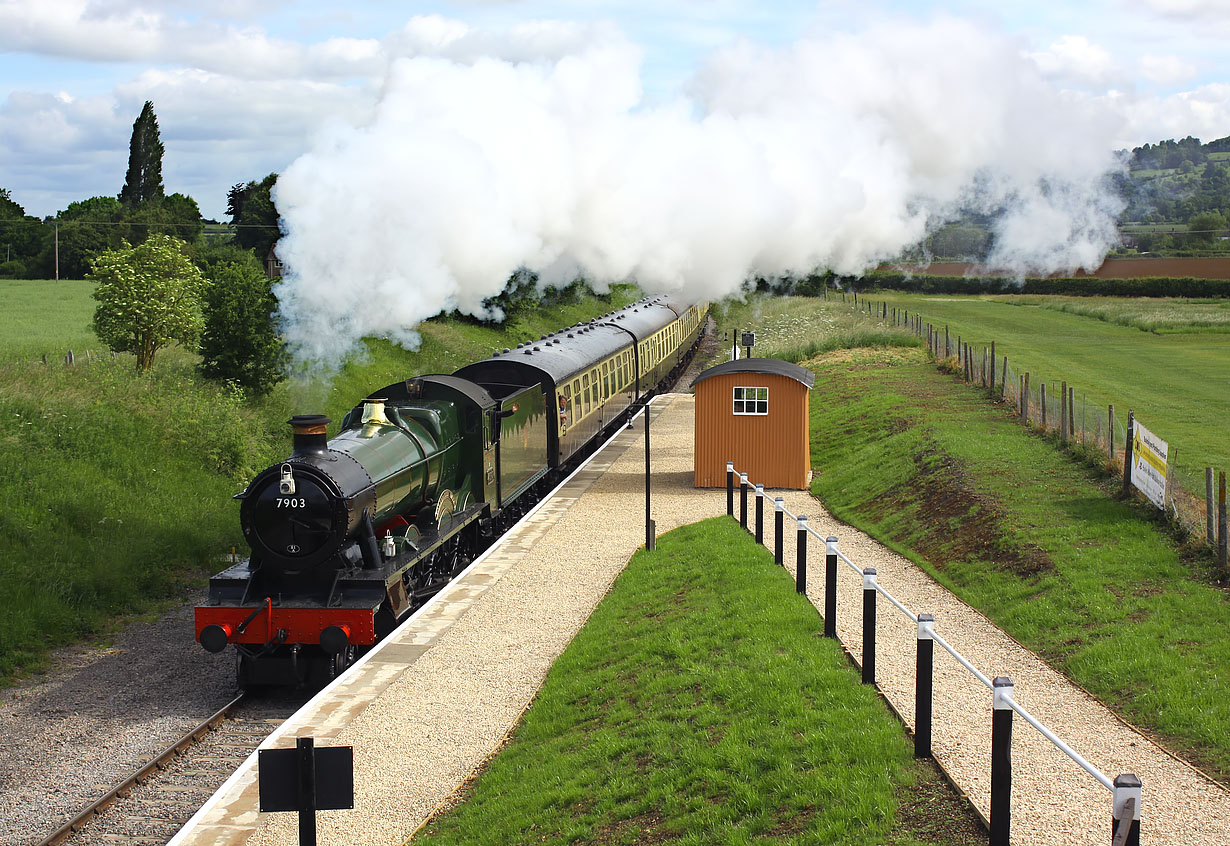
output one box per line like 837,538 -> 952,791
889,257 -> 1230,279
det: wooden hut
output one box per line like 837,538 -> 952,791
691,358 -> 815,489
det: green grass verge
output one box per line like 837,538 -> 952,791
848,292 -> 1230,486
0,282 -> 636,684
413,518 -> 983,846
801,344 -> 1230,781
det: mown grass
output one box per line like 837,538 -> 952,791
711,295 -> 921,363
1029,295 -> 1230,334
850,291 -> 1230,485
0,279 -> 99,359
413,518 -> 984,846
800,345 -> 1230,781
0,281 -> 636,684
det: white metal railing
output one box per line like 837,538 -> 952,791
725,462 -> 1140,845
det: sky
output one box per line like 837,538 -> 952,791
2,0 -> 1229,222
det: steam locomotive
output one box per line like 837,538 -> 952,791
195,295 -> 708,687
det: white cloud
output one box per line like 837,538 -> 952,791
1025,34 -> 1119,87
1136,0 -> 1230,20
0,0 -> 381,80
1138,53 -> 1199,84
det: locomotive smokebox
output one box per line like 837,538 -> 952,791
288,414 -> 330,454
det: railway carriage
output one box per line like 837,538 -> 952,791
196,294 -> 707,687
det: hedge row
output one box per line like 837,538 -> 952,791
830,273 -> 1230,298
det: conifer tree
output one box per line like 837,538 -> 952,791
119,101 -> 165,207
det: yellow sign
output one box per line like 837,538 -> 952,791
1130,419 -> 1168,510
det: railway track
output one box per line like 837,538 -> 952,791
35,692 -> 303,846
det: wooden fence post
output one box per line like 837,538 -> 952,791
1069,386 -> 1076,441
1109,405 -> 1116,461
1061,381 -> 1068,443
1219,472 -> 1227,573
1000,356 -> 1008,398
1041,384 -> 1047,428
1022,373 -> 1029,423
1207,468 -> 1215,545
990,341 -> 996,392
1123,411 -> 1135,497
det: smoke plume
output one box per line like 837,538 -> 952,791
273,14 -> 1125,370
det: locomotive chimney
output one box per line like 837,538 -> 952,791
288,414 -> 331,454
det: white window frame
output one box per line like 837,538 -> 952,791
733,386 -> 769,416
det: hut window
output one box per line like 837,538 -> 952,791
733,386 -> 769,415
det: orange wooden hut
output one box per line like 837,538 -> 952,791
691,358 -> 814,489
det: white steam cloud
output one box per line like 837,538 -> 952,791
273,15 -> 1126,369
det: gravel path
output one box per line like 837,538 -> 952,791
181,393 -> 1228,846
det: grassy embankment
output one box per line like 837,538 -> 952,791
0,279 -> 635,684
722,293 -> 1230,782
413,517 -> 984,846
847,291 -> 1230,488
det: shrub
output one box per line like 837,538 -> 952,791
199,261 -> 287,397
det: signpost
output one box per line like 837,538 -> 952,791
259,736 -> 354,846
1129,418 -> 1169,510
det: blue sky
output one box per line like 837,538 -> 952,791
2,0 -> 1229,221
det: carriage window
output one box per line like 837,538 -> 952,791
733,386 -> 769,415
603,364 -> 610,398
582,374 -> 591,414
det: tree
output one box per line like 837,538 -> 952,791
89,234 -> 205,371
226,173 -> 280,259
119,101 -> 165,208
199,259 -> 287,396
1188,212 -> 1228,245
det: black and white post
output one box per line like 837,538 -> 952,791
824,537 -> 838,639
740,473 -> 749,532
797,516 -> 808,589
774,497 -> 784,566
991,676 -> 1015,846
755,484 -> 764,545
862,568 -> 877,685
915,613 -> 934,759
726,461 -> 734,517
1112,773 -> 1142,846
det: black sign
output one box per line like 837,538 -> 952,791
259,740 -> 354,812
741,331 -> 755,348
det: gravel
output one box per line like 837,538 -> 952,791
0,601 -> 238,846
180,392 -> 1230,846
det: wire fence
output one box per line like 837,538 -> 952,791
849,296 -> 1228,561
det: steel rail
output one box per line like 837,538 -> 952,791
34,691 -> 246,846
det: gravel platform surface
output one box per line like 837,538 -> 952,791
180,393 -> 1227,846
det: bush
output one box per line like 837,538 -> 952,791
199,261 -> 287,397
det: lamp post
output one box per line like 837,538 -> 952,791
645,394 -> 654,550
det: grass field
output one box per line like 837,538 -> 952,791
0,279 -> 99,359
0,280 -> 636,684
844,292 -> 1230,485
413,518 -> 984,845
720,293 -> 1230,780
